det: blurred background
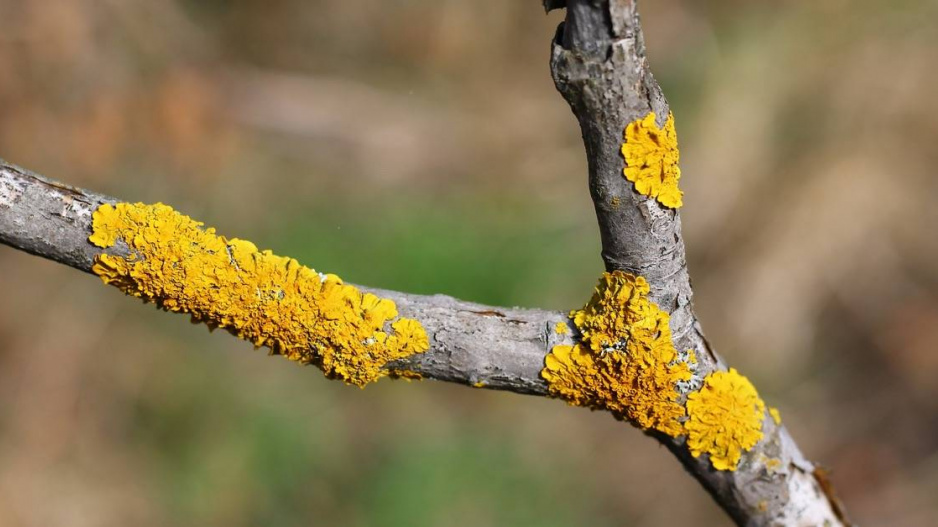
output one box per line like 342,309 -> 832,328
1,1 -> 937,525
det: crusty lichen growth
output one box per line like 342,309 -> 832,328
685,368 -> 766,471
541,272 -> 770,472
761,455 -> 782,473
769,406 -> 782,425
554,321 -> 570,335
621,111 -> 683,208
541,271 -> 694,437
88,202 -> 429,387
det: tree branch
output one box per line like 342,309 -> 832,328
0,1 -> 850,524
549,1 -> 848,525
0,160 -> 561,396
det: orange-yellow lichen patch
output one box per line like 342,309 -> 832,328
88,202 -> 429,387
389,369 -> 423,381
685,368 -> 766,471
554,322 -> 570,335
764,457 -> 782,472
769,406 -> 782,425
621,111 -> 683,209
541,271 -> 694,437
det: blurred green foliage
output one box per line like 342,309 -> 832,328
272,193 -> 600,309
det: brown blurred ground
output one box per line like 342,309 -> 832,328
1,1 -> 937,526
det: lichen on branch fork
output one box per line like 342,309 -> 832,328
88,202 -> 429,386
0,0 -> 851,521
542,271 -> 695,437
541,271 -> 769,471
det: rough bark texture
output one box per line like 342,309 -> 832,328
548,1 -> 847,525
0,2 -> 850,524
0,160 -> 561,396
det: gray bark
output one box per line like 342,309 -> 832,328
547,1 -> 848,525
0,1 -> 850,524
0,160 -> 560,396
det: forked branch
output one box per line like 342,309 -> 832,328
0,1 -> 848,524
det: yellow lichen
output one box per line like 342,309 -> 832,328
685,368 -> 766,471
769,406 -> 782,425
541,271 -> 694,437
764,457 -> 782,472
88,202 -> 429,387
554,322 -> 570,335
621,111 -> 683,209
389,369 -> 423,381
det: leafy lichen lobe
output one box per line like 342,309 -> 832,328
769,406 -> 782,425
554,321 -> 570,335
621,111 -> 683,208
542,271 -> 769,471
685,368 -> 766,471
89,202 -> 429,386
541,271 -> 694,437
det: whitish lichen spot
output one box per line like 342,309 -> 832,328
685,368 -> 766,471
621,112 -> 683,209
88,202 -> 429,387
541,271 -> 695,437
